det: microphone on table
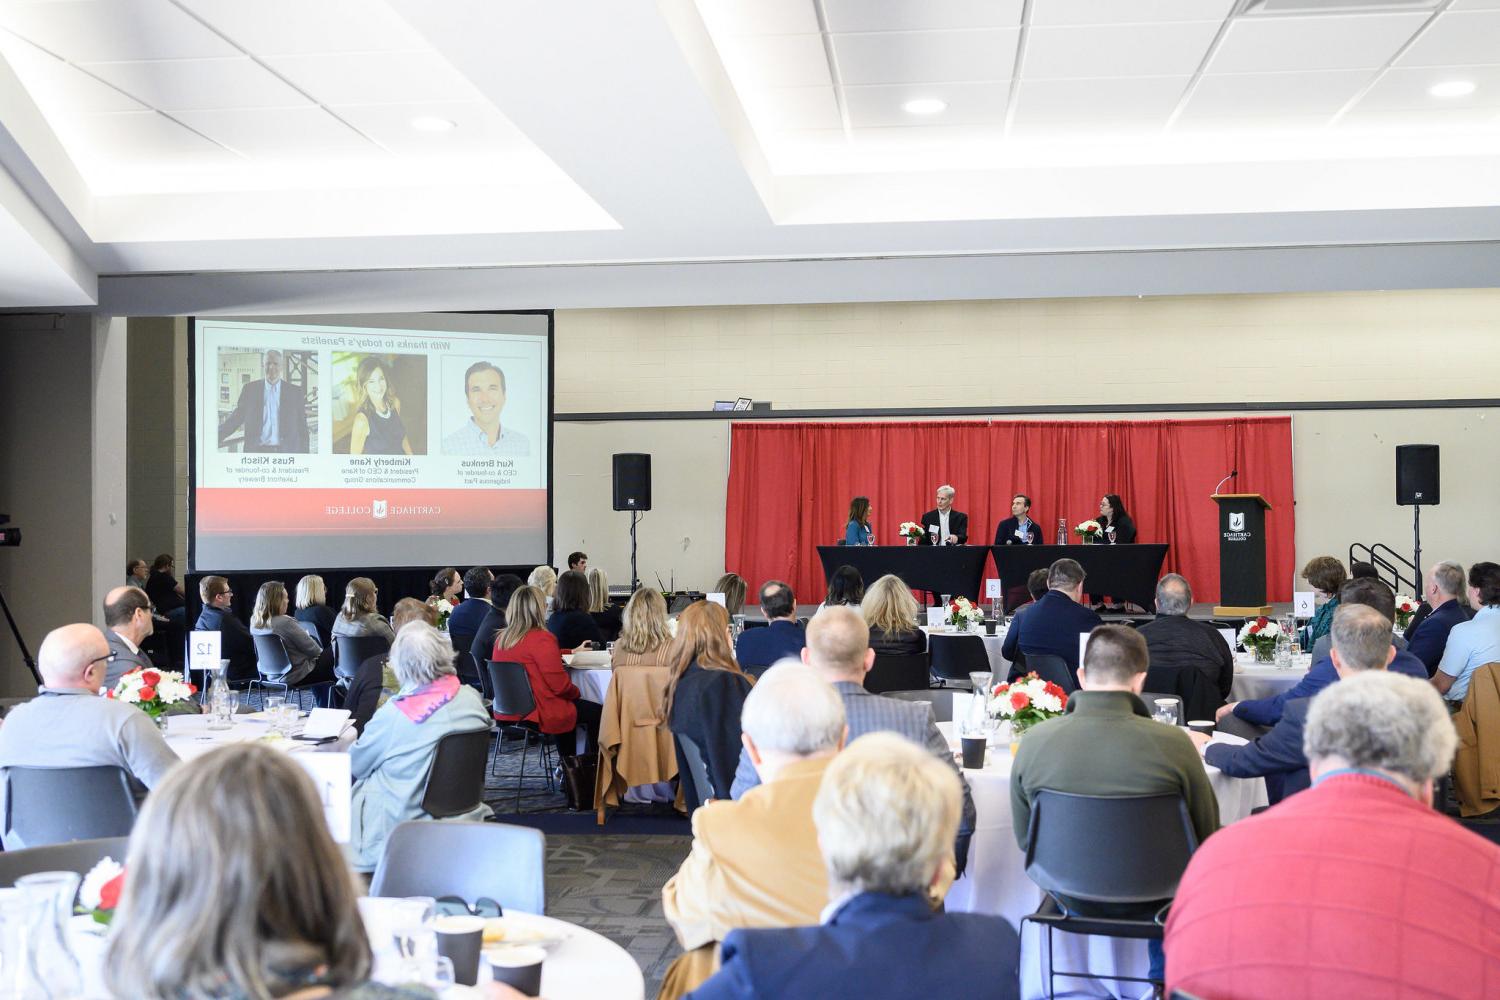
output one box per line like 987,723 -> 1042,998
1213,469 -> 1239,496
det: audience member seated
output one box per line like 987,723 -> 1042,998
1011,624 -> 1217,981
472,573 -> 524,669
1298,554 -> 1347,648
251,580 -> 333,688
1406,560 -> 1472,676
1196,604 -> 1396,804
1167,672 -> 1500,998
547,569 -> 606,650
687,733 -> 1019,1000
713,573 -> 748,617
1137,574 -> 1233,718
659,664 -> 844,998
330,576 -> 396,644
568,551 -> 588,572
730,607 -> 974,870
1000,558 -> 1103,682
588,566 -> 624,641
863,574 -> 925,656
1222,578 -> 1427,730
734,581 -> 805,674
0,623 -> 177,846
1434,561 -> 1500,708
597,588 -> 680,815
1004,568 -> 1051,628
492,585 -> 603,756
527,565 -> 558,609
347,598 -> 436,735
144,552 -> 185,616
446,565 -> 495,642
102,585 -> 156,687
611,588 -> 674,669
820,564 -> 864,613
194,575 -> 257,684
126,557 -> 150,591
429,566 -> 462,605
349,622 -> 493,872
1350,559 -> 1384,581
293,574 -> 337,651
104,742 -> 507,1000
663,601 -> 754,811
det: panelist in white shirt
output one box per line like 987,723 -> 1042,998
919,485 -> 968,546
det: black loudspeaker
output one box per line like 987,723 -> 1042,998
1396,444 -> 1440,506
612,453 -> 652,511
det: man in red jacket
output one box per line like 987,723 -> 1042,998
1165,670 -> 1500,998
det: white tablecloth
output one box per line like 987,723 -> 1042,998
566,667 -> 613,706
1230,652 -> 1312,702
937,721 -> 1267,999
163,712 -> 356,760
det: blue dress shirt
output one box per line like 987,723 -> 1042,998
1437,605 -> 1500,704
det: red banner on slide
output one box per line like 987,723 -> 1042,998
196,488 -> 546,535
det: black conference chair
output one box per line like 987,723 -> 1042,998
928,634 -> 991,686
486,660 -> 556,811
252,633 -> 329,709
884,688 -> 958,723
4,767 -> 138,848
453,650 -> 488,698
335,634 -> 389,682
370,820 -> 545,915
866,653 -> 931,694
1021,791 -> 1199,999
675,731 -> 715,815
420,729 -> 493,819
0,836 -> 131,886
1025,653 -> 1077,695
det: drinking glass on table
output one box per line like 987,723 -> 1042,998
265,694 -> 285,723
1152,697 -> 1180,725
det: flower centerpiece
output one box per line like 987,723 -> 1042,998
898,521 -> 925,546
1074,519 -> 1102,544
77,856 -> 124,926
1237,616 -> 1283,663
989,672 -> 1068,739
109,668 -> 196,725
1394,595 -> 1420,631
428,596 -> 455,630
947,596 -> 985,632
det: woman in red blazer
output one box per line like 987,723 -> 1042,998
492,585 -> 602,754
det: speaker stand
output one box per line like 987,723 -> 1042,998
1413,504 -> 1422,590
628,508 -> 640,593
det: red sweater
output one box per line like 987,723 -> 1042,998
1166,773 -> 1500,999
491,628 -> 579,734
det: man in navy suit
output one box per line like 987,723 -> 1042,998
993,492 -> 1043,546
734,581 -> 804,675
686,733 -> 1019,1000
1001,558 -> 1102,683
1406,560 -> 1472,676
217,350 -> 310,453
445,566 -> 494,645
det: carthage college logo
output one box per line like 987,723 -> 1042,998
373,499 -> 388,520
1228,512 -> 1245,532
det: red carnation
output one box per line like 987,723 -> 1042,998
993,683 -> 1009,695
140,670 -> 161,687
1254,616 -> 1270,627
1010,690 -> 1030,711
1043,681 -> 1067,701
105,690 -> 115,699
1248,623 -> 1261,635
138,685 -> 157,701
187,684 -> 198,695
98,872 -> 124,911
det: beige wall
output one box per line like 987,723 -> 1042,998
126,316 -> 189,566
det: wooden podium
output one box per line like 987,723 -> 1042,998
1213,493 -> 1272,617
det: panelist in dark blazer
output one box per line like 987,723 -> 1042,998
994,493 -> 1043,546
1098,493 -> 1137,544
217,349 -> 310,454
735,581 -> 805,674
194,575 -> 257,684
1000,559 -> 1103,683
918,485 -> 967,545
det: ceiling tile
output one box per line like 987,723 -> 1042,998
82,57 -> 312,111
1209,13 -> 1428,73
718,34 -> 831,89
742,85 -> 843,130
180,0 -> 432,56
1170,112 -> 1329,134
0,34 -> 145,112
1030,0 -> 1236,26
1394,11 -> 1500,67
1024,21 -> 1222,79
1338,106 -> 1500,130
263,50 -> 485,105
1448,0 -> 1500,8
1355,64 -> 1500,111
832,29 -> 1019,85
0,0 -> 238,62
49,109 -> 240,165
1179,69 -> 1375,119
174,105 -> 376,157
823,0 -> 1024,33
844,81 -> 1009,128
694,0 -> 820,36
1010,75 -> 1190,131
329,101 -> 539,157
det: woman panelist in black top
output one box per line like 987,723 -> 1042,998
1098,493 -> 1137,544
349,356 -> 413,456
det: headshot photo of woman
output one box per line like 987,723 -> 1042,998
350,356 -> 409,455
332,352 -> 428,455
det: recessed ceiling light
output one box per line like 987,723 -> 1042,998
410,116 -> 457,132
1428,80 -> 1476,98
902,98 -> 947,116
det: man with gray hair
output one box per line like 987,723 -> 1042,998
687,734 -> 1020,999
1407,559 -> 1473,675
1137,574 -> 1234,717
920,484 -> 968,546
660,663 -> 846,997
217,348 -> 310,453
1193,603 -> 1397,803
1167,671 -> 1500,996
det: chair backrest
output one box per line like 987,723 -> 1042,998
883,688 -> 956,723
420,729 -> 492,818
335,634 -> 390,681
1143,663 -> 1218,722
5,767 -> 139,848
866,653 -> 931,694
487,661 -> 537,719
449,631 -> 478,659
370,820 -> 545,914
297,619 -> 319,640
252,632 -> 294,679
676,732 -> 714,807
469,635 -> 500,697
928,634 -> 991,681
0,836 -> 131,886
1024,790 -> 1198,905
1025,653 -> 1077,694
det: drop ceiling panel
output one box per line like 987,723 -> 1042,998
179,0 -> 433,56
51,109 -> 239,164
262,50 -> 486,106
694,0 -> 820,37
822,0 -> 1024,33
832,29 -> 1019,86
173,106 -> 375,158
1010,75 -> 1191,130
1179,69 -> 1375,119
1023,21 -> 1223,79
1356,64 -> 1500,110
1208,13 -> 1429,74
0,36 -> 145,112
82,57 -> 312,111
844,81 -> 1009,128
331,101 -> 539,156
1394,11 -> 1500,67
1029,0 -> 1237,26
743,85 -> 843,130
717,33 -> 831,88
0,0 -> 238,63
1339,106 -> 1500,129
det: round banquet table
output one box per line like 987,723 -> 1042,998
162,711 -> 356,760
937,720 -> 1268,999
566,665 -> 614,706
922,626 -> 1012,678
1229,651 -> 1312,702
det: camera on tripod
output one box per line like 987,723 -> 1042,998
0,514 -> 18,548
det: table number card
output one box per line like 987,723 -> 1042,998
706,592 -> 726,607
984,578 -> 1001,600
927,607 -> 947,628
294,752 -> 352,843
1218,628 -> 1237,654
1293,592 -> 1315,618
1078,633 -> 1089,668
189,631 -> 221,673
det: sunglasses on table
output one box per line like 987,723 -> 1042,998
435,895 -> 503,918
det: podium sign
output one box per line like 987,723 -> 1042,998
1213,493 -> 1272,617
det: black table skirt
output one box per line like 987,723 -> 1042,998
817,545 -> 990,602
990,544 -> 1169,612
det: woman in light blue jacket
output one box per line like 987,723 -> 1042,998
349,621 -> 493,872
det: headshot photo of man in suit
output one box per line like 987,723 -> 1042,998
217,348 -> 313,454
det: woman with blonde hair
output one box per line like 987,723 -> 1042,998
713,573 -> 748,617
331,576 -> 395,644
587,566 -> 623,642
528,565 -> 558,610
660,600 -> 752,811
863,574 -> 925,656
612,588 -> 674,667
493,585 -> 603,755
294,573 -> 337,650
251,580 -> 331,688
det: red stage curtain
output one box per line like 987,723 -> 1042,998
724,417 -> 1294,605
